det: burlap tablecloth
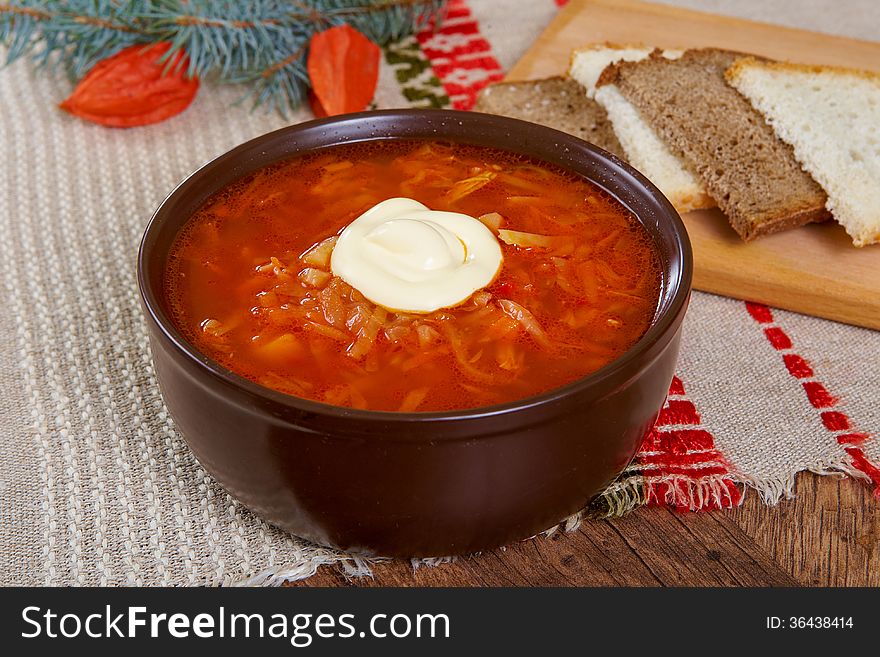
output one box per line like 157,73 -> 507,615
1,0 -> 878,585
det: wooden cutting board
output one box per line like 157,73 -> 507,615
506,0 -> 880,330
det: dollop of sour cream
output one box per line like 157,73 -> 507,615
330,198 -> 503,314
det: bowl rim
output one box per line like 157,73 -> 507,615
138,109 -> 693,425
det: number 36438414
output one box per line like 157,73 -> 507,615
766,617 -> 854,629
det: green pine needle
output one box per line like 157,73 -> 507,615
0,0 -> 447,115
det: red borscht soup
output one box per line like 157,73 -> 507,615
164,140 -> 661,412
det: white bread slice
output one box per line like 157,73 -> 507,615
593,85 -> 713,214
727,58 -> 880,247
569,45 -> 713,213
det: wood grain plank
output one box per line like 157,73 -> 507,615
291,473 -> 880,587
290,506 -> 797,587
501,0 -> 880,330
731,473 -> 880,586
603,508 -> 797,586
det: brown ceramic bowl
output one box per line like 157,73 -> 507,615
138,109 -> 692,557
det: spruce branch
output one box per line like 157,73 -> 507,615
0,0 -> 447,114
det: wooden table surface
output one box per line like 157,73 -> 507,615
291,473 -> 878,587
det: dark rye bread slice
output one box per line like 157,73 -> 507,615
474,77 -> 625,159
598,48 -> 830,240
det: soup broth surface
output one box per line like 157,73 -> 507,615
165,140 -> 661,412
